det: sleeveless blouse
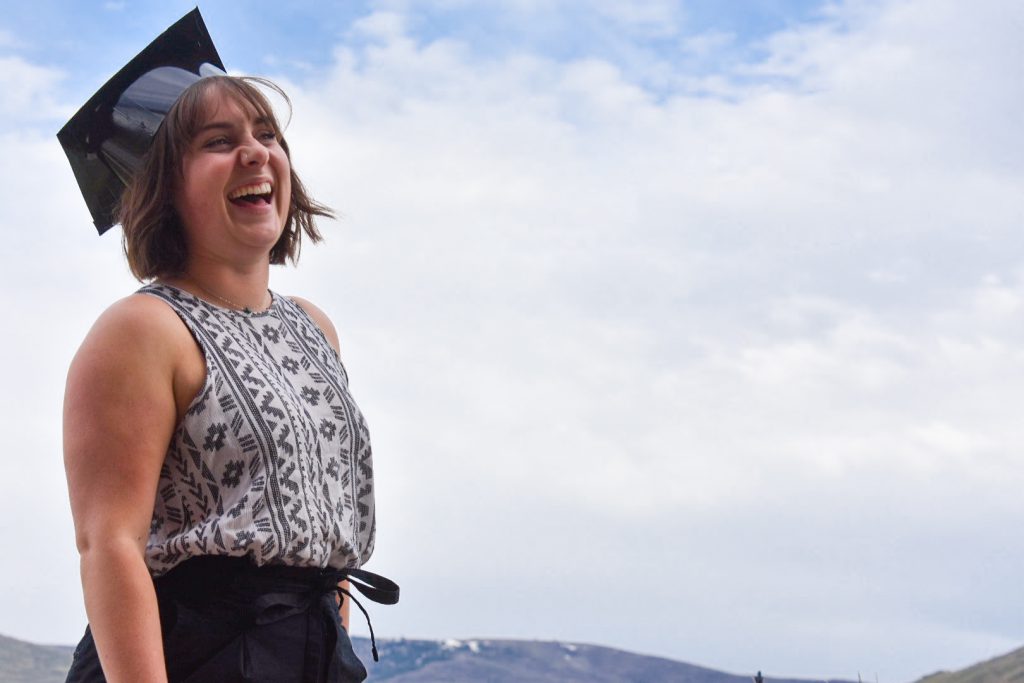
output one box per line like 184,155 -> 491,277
138,284 -> 375,576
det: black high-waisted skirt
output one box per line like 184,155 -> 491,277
65,556 -> 398,683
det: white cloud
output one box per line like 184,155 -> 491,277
351,10 -> 409,42
679,29 -> 735,58
0,56 -> 65,120
270,2 -> 1024,677
588,0 -> 682,37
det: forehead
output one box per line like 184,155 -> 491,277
194,87 -> 264,126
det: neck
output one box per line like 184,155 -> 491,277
166,258 -> 272,313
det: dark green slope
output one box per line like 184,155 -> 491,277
916,646 -> 1024,683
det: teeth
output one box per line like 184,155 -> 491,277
228,182 -> 272,200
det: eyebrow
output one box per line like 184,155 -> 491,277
196,116 -> 274,135
196,121 -> 233,135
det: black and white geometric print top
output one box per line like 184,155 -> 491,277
138,283 -> 375,576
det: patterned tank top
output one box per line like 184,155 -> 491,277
138,283 -> 375,576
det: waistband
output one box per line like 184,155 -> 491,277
155,555 -> 399,661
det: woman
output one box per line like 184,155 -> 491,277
61,13 -> 395,683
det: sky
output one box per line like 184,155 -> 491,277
0,0 -> 1022,680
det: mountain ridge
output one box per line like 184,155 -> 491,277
5,631 -> 1021,682
0,632 -> 842,683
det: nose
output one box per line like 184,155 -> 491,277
238,135 -> 269,167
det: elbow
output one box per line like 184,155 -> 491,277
76,528 -> 148,564
77,534 -> 151,596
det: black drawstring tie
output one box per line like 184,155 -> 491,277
329,568 -> 400,662
155,555 -> 400,675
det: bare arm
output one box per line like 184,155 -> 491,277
289,296 -> 351,629
64,296 -> 184,682
289,295 -> 341,353
339,579 -> 351,631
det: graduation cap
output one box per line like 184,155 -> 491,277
57,8 -> 226,235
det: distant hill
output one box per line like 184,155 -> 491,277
353,637 -> 852,682
8,628 -> 1023,682
0,633 -> 74,683
0,631 -> 854,682
914,645 -> 1024,683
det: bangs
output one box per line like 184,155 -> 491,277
164,76 -> 290,166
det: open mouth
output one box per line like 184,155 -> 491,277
228,181 -> 273,206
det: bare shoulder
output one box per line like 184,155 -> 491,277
288,295 -> 341,354
74,293 -> 188,366
66,294 -> 185,412
96,291 -> 186,335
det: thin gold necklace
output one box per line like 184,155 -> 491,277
192,282 -> 271,315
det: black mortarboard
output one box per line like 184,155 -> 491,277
57,8 -> 226,234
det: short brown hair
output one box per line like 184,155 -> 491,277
118,76 -> 333,280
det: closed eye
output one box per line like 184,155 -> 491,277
202,136 -> 231,149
